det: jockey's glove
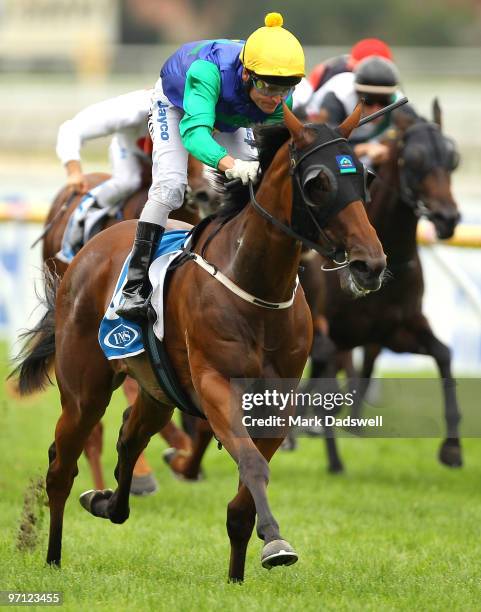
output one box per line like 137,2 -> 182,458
225,160 -> 260,185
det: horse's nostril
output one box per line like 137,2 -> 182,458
349,260 -> 370,276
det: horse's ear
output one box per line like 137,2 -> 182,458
432,97 -> 442,130
283,101 -> 310,148
337,100 -> 363,138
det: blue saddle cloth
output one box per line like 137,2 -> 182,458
98,229 -> 189,360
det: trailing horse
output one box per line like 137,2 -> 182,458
12,103 -> 386,581
320,100 -> 462,470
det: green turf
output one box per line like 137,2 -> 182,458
1,350 -> 481,611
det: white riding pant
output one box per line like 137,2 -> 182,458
90,130 -> 145,208
140,77 -> 258,227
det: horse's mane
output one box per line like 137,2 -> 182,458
213,123 -> 291,221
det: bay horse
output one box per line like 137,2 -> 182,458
320,100 -> 462,471
40,155 -> 210,490
13,103 -> 386,581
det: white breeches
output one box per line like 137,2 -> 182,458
90,130 -> 145,208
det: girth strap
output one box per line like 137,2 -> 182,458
141,308 -> 205,418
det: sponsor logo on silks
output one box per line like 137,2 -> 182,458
104,323 -> 140,350
157,101 -> 170,141
336,155 -> 357,174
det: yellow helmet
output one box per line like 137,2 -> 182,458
241,13 -> 305,79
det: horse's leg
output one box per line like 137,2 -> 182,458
386,318 -> 462,467
415,325 -> 462,467
159,419 -> 192,453
226,438 -> 288,582
163,415 -> 210,481
194,370 -> 296,575
350,343 -> 382,419
81,391 -> 173,524
323,426 -> 344,474
82,422 -> 105,489
120,375 -> 160,495
46,393 -> 108,566
178,419 -> 213,480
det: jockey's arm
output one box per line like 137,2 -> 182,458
56,89 -> 152,194
179,60 -> 230,170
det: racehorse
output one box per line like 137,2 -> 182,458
40,155 -> 211,490
319,100 -> 462,471
13,103 -> 386,580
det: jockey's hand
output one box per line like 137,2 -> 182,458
65,160 -> 89,195
355,142 -> 390,165
225,159 -> 260,185
66,172 -> 89,195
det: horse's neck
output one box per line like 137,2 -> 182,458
229,172 -> 301,303
372,148 -> 419,265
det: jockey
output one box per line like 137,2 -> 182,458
117,12 -> 305,321
304,56 -> 402,166
55,88 -> 152,262
293,38 -> 393,115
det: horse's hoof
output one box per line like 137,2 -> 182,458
79,488 -> 114,517
328,461 -> 344,474
130,473 -> 158,496
439,440 -> 463,468
261,539 -> 298,570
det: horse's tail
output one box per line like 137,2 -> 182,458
9,267 -> 59,395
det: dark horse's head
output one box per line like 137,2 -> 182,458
392,100 -> 461,239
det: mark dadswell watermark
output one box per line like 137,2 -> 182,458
230,377 -> 481,438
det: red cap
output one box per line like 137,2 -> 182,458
350,38 -> 393,66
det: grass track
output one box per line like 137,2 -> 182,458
1,352 -> 481,610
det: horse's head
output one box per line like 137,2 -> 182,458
281,102 -> 386,295
393,100 -> 461,239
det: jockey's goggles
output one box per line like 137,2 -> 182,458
362,94 -> 394,107
250,75 -> 294,98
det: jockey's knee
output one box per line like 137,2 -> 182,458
140,182 -> 186,226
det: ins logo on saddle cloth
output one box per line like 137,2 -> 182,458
103,322 -> 141,350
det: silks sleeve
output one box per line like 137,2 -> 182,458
179,60 -> 228,168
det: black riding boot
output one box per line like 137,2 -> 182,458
116,221 -> 164,321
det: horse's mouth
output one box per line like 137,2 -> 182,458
339,269 -> 373,298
